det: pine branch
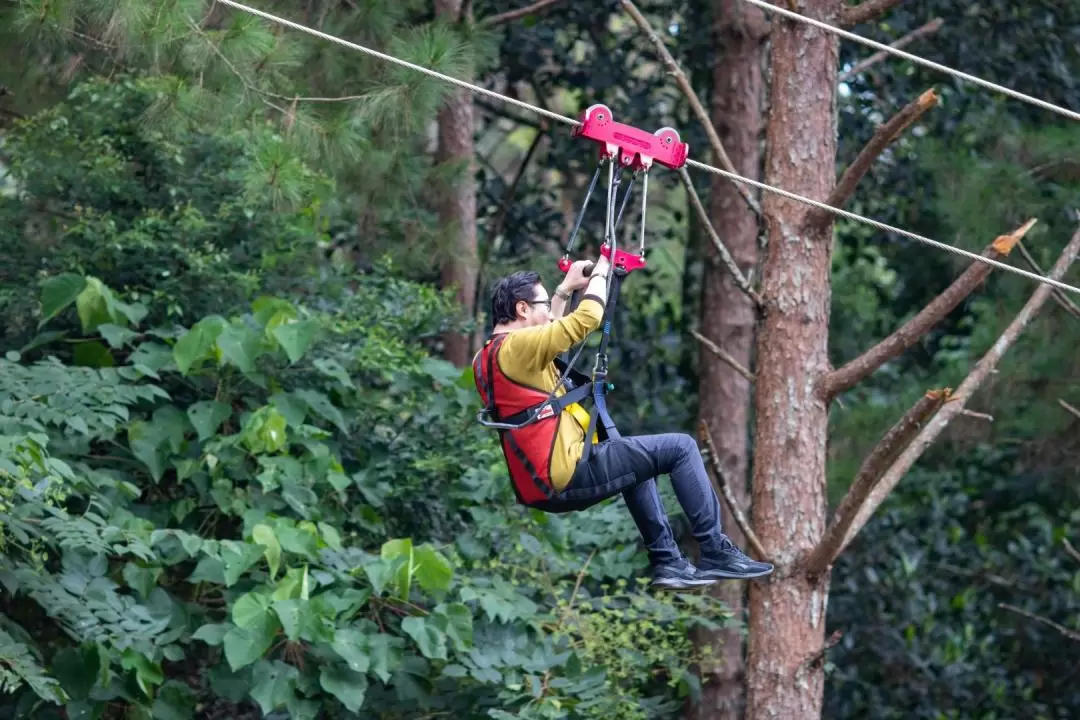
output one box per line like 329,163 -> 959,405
698,420 -> 769,560
185,16 -> 365,106
809,89 -> 937,227
839,18 -> 944,82
835,224 -> 1080,555
840,0 -> 908,28
480,0 -> 567,27
999,604 -> 1080,642
823,219 -> 1037,400
620,0 -> 762,219
679,168 -> 764,308
803,389 -> 948,577
692,330 -> 756,383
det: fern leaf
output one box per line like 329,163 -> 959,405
0,629 -> 66,704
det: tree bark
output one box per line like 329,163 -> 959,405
690,2 -> 768,719
746,1 -> 839,718
436,0 -> 478,367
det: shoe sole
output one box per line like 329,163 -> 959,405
697,567 -> 774,580
651,577 -> 717,589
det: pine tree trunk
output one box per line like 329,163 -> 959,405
690,2 -> 767,718
746,1 -> 839,718
435,0 -> 478,367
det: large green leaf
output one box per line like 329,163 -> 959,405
187,400 -> 231,441
173,315 -> 227,374
401,616 -> 447,660
413,545 -> 453,594
319,665 -> 368,712
251,524 -> 282,579
249,660 -> 299,715
216,323 -> 263,373
223,624 -> 277,671
38,273 -> 86,326
330,628 -> 371,673
271,318 -> 318,363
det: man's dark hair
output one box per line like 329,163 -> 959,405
490,270 -> 541,325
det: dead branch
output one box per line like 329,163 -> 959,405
679,168 -> 764,308
486,127 -> 548,244
823,219 -> 1038,400
840,0 -> 907,29
839,18 -> 944,82
803,389 -> 948,577
797,630 -> 844,677
1017,240 -> 1080,319
810,89 -> 937,226
692,330 -> 756,383
1063,538 -> 1080,565
480,0 -> 566,27
698,420 -> 769,560
959,409 -> 994,423
835,225 -> 1080,554
999,603 -> 1080,642
1060,398 -> 1080,420
620,0 -> 762,220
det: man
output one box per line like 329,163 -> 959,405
472,254 -> 773,589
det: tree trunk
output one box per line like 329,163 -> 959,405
746,1 -> 839,718
435,0 -> 478,367
690,2 -> 768,719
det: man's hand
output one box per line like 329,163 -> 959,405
560,259 -> 595,292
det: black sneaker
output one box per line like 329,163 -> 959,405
650,558 -> 717,589
697,536 -> 774,580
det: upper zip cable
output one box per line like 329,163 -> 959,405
212,0 -> 1080,297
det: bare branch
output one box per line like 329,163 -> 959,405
839,18 -> 944,82
485,127 -> 548,244
999,603 -> 1080,642
692,330 -> 756,383
1017,240 -> 1080,319
475,98 -> 544,130
698,421 -> 769,560
840,0 -> 907,29
824,219 -> 1038,400
836,225 -> 1080,553
1063,538 -> 1080,565
810,89 -> 937,226
959,409 -> 994,423
480,0 -> 566,27
1059,398 -> 1080,420
620,0 -> 762,219
679,168 -> 764,308
803,389 -> 948,577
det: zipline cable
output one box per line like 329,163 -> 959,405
740,0 -> 1080,123
213,0 -> 1080,297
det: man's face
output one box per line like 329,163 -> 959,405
518,283 -> 553,326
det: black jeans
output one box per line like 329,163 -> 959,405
532,433 -> 726,566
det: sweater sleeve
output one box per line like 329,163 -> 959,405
500,295 -> 606,374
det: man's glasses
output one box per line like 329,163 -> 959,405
528,299 -> 551,309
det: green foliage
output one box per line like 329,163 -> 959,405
826,449 -> 1080,718
0,0 -> 488,278
0,77 -> 331,347
0,261 -> 720,718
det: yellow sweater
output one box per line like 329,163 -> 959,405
484,295 -> 606,490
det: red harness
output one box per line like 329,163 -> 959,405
472,334 -> 564,504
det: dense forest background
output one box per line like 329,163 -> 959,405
0,1 -> 1077,719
